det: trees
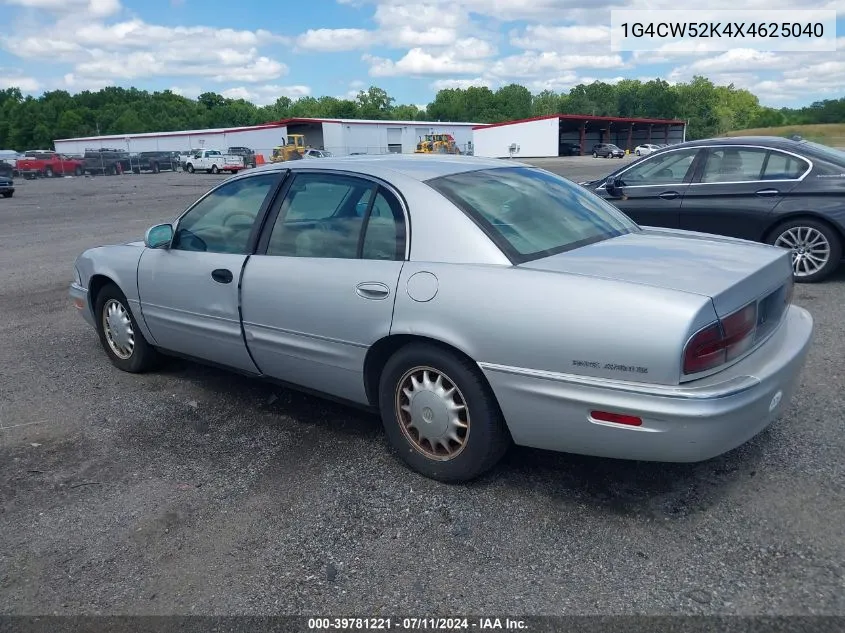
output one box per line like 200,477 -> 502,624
0,78 -> 840,151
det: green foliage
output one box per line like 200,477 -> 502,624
0,77 -> 842,151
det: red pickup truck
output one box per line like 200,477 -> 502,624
17,151 -> 85,178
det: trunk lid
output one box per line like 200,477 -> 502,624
520,227 -> 793,316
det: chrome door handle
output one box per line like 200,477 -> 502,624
658,191 -> 680,200
356,282 -> 390,300
756,188 -> 780,197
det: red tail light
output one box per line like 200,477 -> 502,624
683,302 -> 758,375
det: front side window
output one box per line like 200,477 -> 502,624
172,173 -> 279,254
427,166 -> 638,263
618,148 -> 699,186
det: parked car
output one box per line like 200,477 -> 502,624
17,151 -> 85,178
0,174 -> 14,197
178,148 -> 205,170
83,148 -> 131,176
227,146 -> 257,168
131,151 -> 180,174
183,149 -> 244,174
593,143 -> 624,158
634,143 -> 661,156
303,148 -> 334,159
70,155 -> 813,482
580,136 -> 845,283
0,160 -> 13,179
559,141 -> 582,156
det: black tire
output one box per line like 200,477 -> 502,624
593,152 -> 598,158
636,150 -> 641,156
44,167 -> 53,177
2,191 -> 12,198
186,164 -> 194,173
766,218 -> 843,283
94,282 -> 159,373
74,166 -> 82,176
152,162 -> 160,174
211,165 -> 219,174
378,343 -> 511,483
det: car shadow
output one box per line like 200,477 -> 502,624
152,355 -> 764,521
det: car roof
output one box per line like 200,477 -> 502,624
244,154 -> 523,182
664,136 -> 804,150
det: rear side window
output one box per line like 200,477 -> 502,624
427,166 -> 638,263
763,151 -> 809,180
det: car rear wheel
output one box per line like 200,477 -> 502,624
44,167 -> 54,177
74,166 -> 82,176
211,165 -> 219,174
94,282 -> 158,373
378,343 -> 511,483
768,218 -> 842,283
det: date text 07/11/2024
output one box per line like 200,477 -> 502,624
307,617 -> 527,630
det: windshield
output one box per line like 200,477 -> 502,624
427,166 -> 639,263
800,140 -> 845,166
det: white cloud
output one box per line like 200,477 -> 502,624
295,28 -> 372,52
365,48 -> 488,77
0,72 -> 40,91
221,84 -> 311,105
489,52 -> 626,80
1,15 -> 289,87
430,77 -> 495,90
3,0 -> 120,17
510,25 -> 611,53
62,72 -> 112,91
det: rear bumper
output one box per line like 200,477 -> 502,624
480,304 -> 814,462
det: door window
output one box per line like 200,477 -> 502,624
618,149 -> 699,186
266,173 -> 405,260
700,148 -> 767,183
172,173 -> 279,254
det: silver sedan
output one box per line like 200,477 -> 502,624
70,155 -> 814,482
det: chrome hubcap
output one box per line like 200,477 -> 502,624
774,227 -> 830,277
395,366 -> 469,461
102,299 -> 135,359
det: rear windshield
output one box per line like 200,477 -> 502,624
427,166 -> 639,263
800,140 -> 845,167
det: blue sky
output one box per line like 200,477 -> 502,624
0,0 -> 842,109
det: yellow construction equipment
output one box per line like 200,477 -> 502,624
271,134 -> 307,162
414,133 -> 461,154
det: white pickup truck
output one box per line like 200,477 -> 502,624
183,149 -> 244,174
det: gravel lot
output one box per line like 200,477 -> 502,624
1,157 -> 844,616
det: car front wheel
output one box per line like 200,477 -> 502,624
95,282 -> 159,372
378,343 -> 511,483
768,218 -> 842,283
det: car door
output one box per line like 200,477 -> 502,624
240,170 -> 407,404
137,171 -> 285,372
679,146 -> 810,240
594,147 -> 702,228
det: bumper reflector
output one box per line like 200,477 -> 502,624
590,410 -> 643,427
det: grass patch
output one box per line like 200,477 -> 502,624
724,123 -> 845,145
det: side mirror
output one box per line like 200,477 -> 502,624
605,177 -> 622,194
144,223 -> 174,249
